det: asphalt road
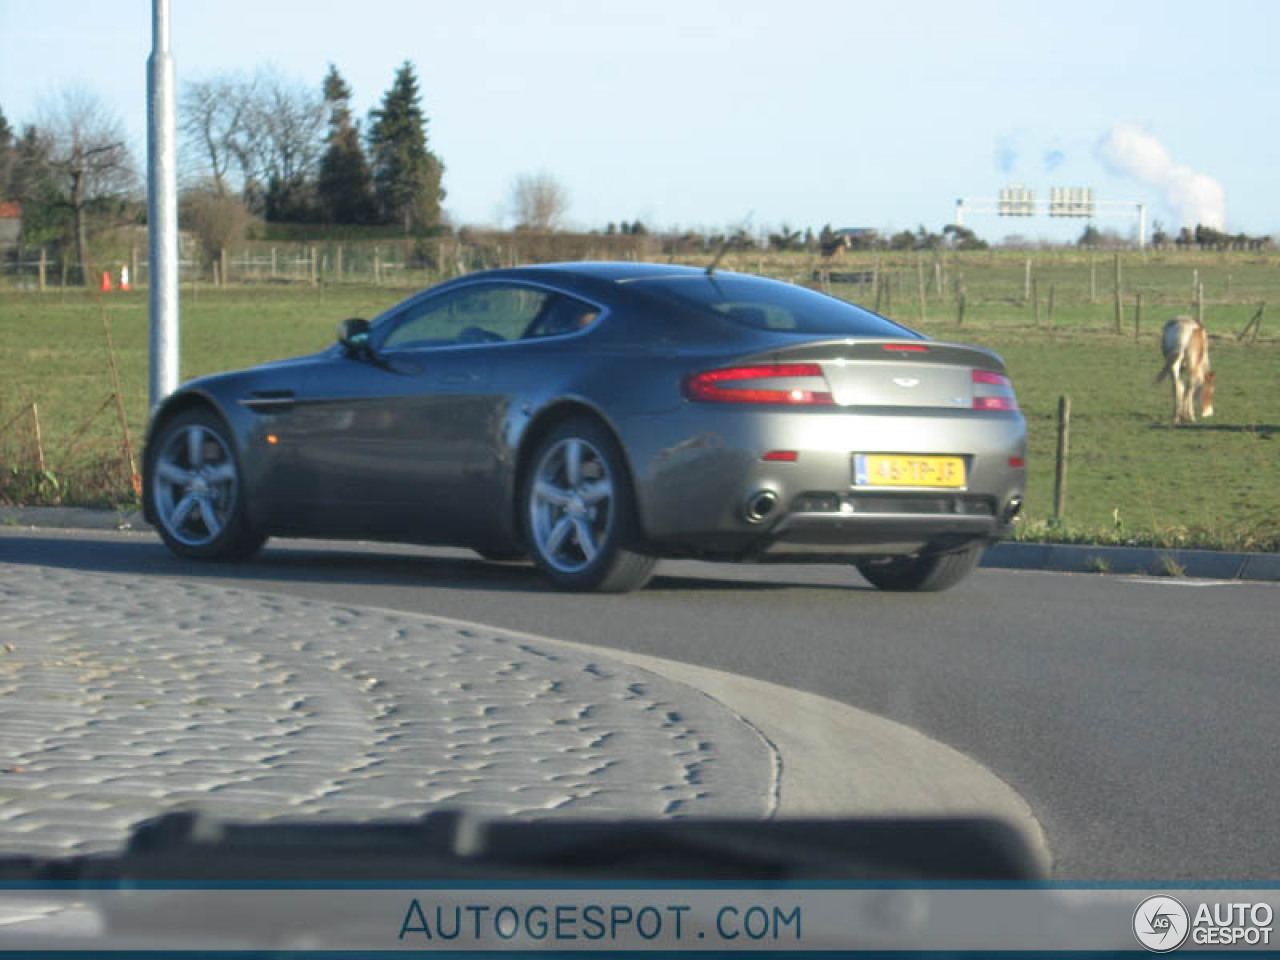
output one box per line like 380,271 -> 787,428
3,526 -> 1276,880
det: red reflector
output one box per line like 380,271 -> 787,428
883,343 -> 929,352
761,450 -> 798,462
1009,456 -> 1025,468
974,396 -> 1018,411
972,370 -> 1011,386
685,363 -> 834,405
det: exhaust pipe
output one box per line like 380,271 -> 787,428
744,490 -> 779,523
1001,496 -> 1023,523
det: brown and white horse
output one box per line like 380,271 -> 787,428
1155,316 -> 1215,423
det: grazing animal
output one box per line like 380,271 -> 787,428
1155,316 -> 1215,423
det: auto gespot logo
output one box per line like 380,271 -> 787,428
1134,895 -> 1274,951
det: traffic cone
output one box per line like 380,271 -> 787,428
100,271 -> 112,293
119,265 -> 130,292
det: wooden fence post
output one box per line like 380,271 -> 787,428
1237,303 -> 1266,342
1113,253 -> 1123,333
30,403 -> 46,474
1196,281 -> 1204,326
38,247 -> 47,292
956,288 -> 966,326
1089,254 -> 1096,303
1023,258 -> 1031,303
916,259 -> 927,324
1133,292 -> 1142,342
1054,395 -> 1071,521
220,247 -> 228,287
1047,283 -> 1056,328
1032,278 -> 1041,326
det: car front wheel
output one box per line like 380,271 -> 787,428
146,408 -> 264,561
521,419 -> 657,593
855,544 -> 985,592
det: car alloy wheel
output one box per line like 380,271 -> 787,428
147,409 -> 264,561
523,418 -> 656,592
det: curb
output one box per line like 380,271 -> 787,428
982,541 -> 1280,582
4,506 -> 1278,583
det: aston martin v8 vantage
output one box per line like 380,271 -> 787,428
143,262 -> 1026,592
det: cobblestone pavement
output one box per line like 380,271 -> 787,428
0,563 -> 775,858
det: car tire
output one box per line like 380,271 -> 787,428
146,407 -> 265,562
855,544 -> 985,592
521,418 -> 657,593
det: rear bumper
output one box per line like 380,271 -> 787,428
754,510 -> 1003,559
622,405 -> 1026,559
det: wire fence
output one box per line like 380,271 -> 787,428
0,233 -> 662,291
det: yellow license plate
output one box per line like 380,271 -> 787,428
854,454 -> 966,488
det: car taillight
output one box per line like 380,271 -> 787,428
972,369 -> 1018,411
684,363 -> 835,405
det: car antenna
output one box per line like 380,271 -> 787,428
705,212 -> 754,277
705,237 -> 734,277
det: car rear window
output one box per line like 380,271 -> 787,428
630,274 -> 922,338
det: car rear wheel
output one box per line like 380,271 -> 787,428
147,408 -> 264,561
522,419 -> 657,593
855,544 -> 984,592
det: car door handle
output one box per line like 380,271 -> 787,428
240,390 -> 296,412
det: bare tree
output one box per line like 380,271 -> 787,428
244,68 -> 326,219
179,68 -> 325,220
38,87 -> 137,283
182,182 -> 251,266
179,73 -> 255,196
510,171 -> 569,231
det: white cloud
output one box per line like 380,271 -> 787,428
1097,124 -> 1225,230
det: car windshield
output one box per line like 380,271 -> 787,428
630,273 -> 923,338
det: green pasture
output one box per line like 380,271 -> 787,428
2,252 -> 1278,550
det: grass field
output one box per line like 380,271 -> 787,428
2,248 -> 1278,550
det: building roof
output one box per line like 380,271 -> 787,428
0,202 -> 22,220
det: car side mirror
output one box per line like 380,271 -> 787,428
337,317 -> 372,357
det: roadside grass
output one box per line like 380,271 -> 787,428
2,251 -> 1278,551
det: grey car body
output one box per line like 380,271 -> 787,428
143,262 -> 1026,592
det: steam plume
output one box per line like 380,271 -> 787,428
1097,124 -> 1225,229
995,135 -> 1019,174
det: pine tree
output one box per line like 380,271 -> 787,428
367,62 -> 445,232
0,107 -> 13,197
317,65 -> 374,224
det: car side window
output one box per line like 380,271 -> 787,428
379,284 -> 552,350
717,302 -> 797,331
520,294 -> 601,339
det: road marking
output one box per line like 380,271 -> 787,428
1121,578 -> 1242,587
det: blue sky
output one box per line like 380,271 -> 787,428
2,0 -> 1276,242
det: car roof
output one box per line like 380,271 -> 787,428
491,261 -> 711,284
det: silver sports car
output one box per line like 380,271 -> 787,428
143,262 -> 1025,592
